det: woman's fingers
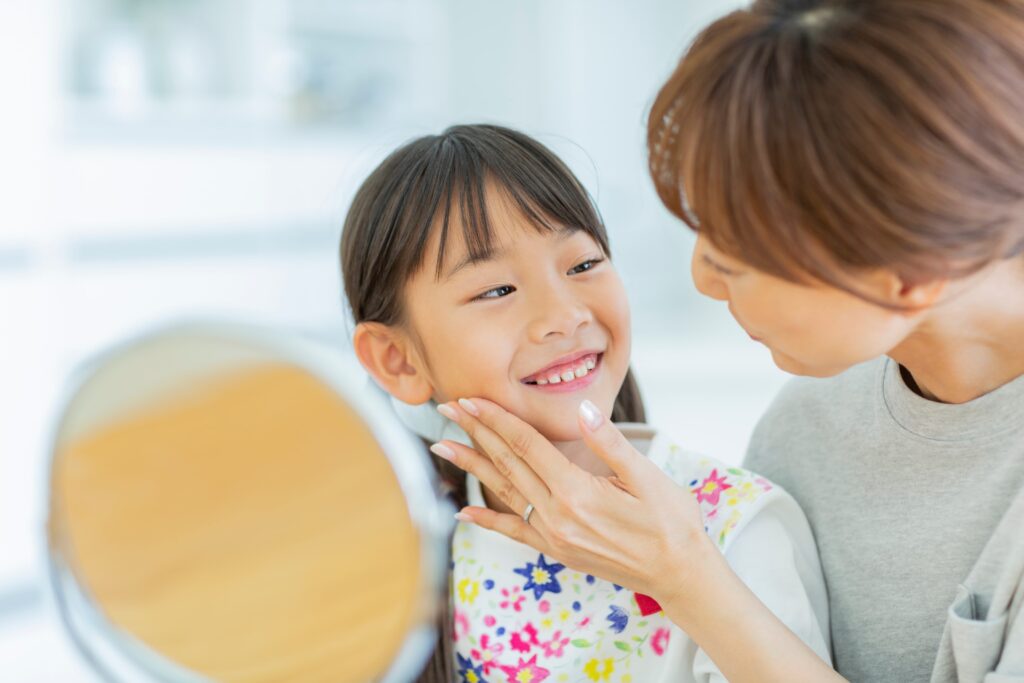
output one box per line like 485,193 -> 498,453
430,440 -> 531,515
456,505 -> 552,553
437,400 -> 556,506
577,399 -> 654,487
448,397 -> 578,486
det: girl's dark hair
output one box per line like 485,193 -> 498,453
340,123 -> 645,682
648,0 -> 1024,302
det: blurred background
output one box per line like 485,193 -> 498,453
0,0 -> 787,678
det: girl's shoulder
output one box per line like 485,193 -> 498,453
617,422 -> 802,553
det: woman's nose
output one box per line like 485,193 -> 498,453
528,289 -> 592,342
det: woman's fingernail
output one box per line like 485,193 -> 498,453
458,398 -> 480,416
454,511 -> 473,523
430,442 -> 455,461
437,403 -> 458,420
579,399 -> 604,431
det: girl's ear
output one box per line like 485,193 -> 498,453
352,322 -> 434,405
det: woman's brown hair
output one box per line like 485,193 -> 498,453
648,0 -> 1024,297
340,124 -> 644,682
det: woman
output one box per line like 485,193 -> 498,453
434,1 -> 1024,681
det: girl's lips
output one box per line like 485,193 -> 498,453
524,354 -> 602,394
521,350 -> 601,383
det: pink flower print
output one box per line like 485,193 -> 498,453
541,630 -> 570,658
755,476 -> 774,492
500,585 -> 526,612
538,599 -> 550,614
499,654 -> 550,683
471,633 -> 505,675
510,622 -> 541,653
651,627 -> 671,656
695,469 -> 732,506
454,608 -> 471,642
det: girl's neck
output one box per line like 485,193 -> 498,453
890,258 -> 1024,404
553,438 -> 616,477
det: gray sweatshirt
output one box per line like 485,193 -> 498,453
743,357 -> 1024,682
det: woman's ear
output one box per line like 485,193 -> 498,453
890,275 -> 949,312
869,269 -> 949,312
352,322 -> 434,405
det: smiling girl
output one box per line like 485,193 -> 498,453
340,124 -> 830,682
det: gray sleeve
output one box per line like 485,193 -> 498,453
930,485 -> 1024,683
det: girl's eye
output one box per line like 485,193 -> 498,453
474,285 -> 516,301
569,257 -> 605,275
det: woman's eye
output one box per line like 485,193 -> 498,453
569,257 -> 605,275
474,285 -> 516,301
702,254 -> 738,276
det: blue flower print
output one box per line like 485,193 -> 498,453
456,652 -> 489,683
607,604 -> 629,633
513,553 -> 566,600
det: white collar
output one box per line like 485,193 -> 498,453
390,396 -> 472,447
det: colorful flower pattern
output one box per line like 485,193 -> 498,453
452,431 -> 780,681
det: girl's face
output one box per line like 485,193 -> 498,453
691,234 -> 921,377
402,192 -> 631,442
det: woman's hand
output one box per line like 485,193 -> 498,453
434,397 -> 846,683
431,397 -> 713,603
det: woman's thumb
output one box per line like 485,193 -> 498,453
578,400 -> 644,481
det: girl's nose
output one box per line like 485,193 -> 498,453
528,290 -> 593,342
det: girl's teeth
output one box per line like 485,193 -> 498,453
529,354 -> 600,386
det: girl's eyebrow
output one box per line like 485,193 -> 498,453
442,247 -> 507,282
440,228 -> 579,282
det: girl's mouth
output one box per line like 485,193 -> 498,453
522,352 -> 602,393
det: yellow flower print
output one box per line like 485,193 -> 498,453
457,577 -> 479,605
583,657 -> 615,681
725,481 -> 760,506
718,508 -> 743,545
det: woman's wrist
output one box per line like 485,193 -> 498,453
652,527 -> 728,631
654,530 -> 843,683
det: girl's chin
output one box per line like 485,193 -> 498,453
525,404 -> 615,443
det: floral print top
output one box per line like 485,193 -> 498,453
449,425 -> 810,683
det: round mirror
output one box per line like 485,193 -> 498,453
46,322 -> 452,683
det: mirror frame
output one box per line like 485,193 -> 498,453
45,320 -> 454,683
